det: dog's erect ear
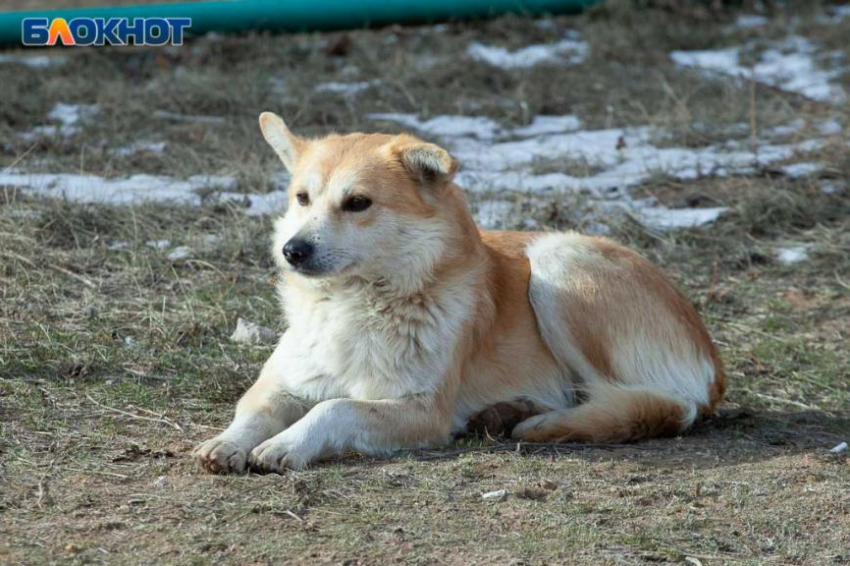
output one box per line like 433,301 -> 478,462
395,139 -> 459,182
259,112 -> 304,172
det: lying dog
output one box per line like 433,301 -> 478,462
194,112 -> 725,473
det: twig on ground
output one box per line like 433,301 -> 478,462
86,394 -> 183,431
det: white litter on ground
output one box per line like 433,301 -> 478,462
775,246 -> 810,265
830,441 -> 848,454
230,318 -> 277,345
671,36 -> 846,103
467,38 -> 588,69
481,489 -> 509,501
167,246 -> 193,262
19,103 -> 99,141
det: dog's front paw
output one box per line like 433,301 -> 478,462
248,433 -> 319,472
194,438 -> 248,474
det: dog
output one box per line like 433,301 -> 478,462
194,112 -> 725,473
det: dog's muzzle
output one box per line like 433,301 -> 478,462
283,238 -> 314,268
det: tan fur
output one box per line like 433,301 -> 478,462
194,115 -> 725,473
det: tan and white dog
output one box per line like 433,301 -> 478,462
194,112 -> 725,473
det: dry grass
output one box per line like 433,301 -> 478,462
1,2 -> 850,565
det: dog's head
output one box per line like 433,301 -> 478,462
260,112 -> 468,287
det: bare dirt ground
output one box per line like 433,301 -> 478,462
1,1 -> 849,565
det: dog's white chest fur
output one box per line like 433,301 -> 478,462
278,279 -> 472,402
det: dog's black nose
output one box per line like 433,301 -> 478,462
283,239 -> 313,267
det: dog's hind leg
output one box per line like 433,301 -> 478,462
523,233 -> 725,444
511,387 -> 696,443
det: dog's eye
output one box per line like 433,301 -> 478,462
342,196 -> 372,212
296,192 -> 310,206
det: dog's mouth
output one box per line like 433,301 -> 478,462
290,260 -> 354,279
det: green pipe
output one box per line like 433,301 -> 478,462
0,0 -> 600,47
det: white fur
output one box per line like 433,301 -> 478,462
526,233 -> 712,430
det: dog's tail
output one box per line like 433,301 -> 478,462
511,386 -> 697,443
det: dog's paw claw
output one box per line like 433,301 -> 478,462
194,438 -> 247,474
249,437 -> 311,473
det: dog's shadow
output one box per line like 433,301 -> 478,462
382,408 -> 850,471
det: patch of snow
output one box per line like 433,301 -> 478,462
19,102 -> 99,140
0,171 -> 237,207
153,110 -> 225,124
369,113 -> 504,140
775,246 -> 809,265
736,14 -> 768,28
7,208 -> 40,219
416,55 -> 441,71
637,206 -> 729,231
766,118 -> 805,138
315,80 -> 378,96
370,113 -> 582,141
146,239 -> 171,250
817,118 -> 843,136
780,162 -> 822,178
819,180 -> 845,195
230,318 -> 277,345
167,246 -> 193,262
111,141 -> 167,158
512,115 -> 582,137
671,36 -> 846,103
0,54 -> 65,68
217,191 -> 289,216
8,108 -> 834,231
583,221 -> 611,236
269,76 -> 287,96
474,200 -> 515,229
826,5 -> 850,22
467,38 -> 588,69
373,112 -> 830,230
